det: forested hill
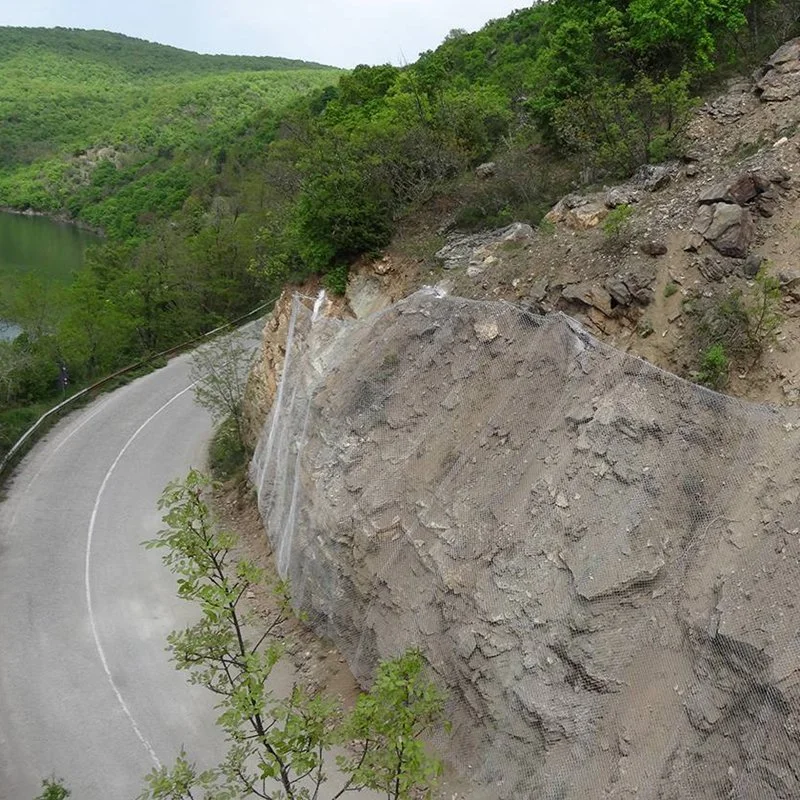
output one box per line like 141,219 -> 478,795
0,27 -> 340,219
0,27 -> 332,75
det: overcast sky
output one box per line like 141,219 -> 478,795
0,1 -> 534,68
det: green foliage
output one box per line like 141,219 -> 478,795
140,471 -> 448,800
190,332 -> 256,454
208,417 -> 249,482
694,267 -> 782,377
697,343 -> 730,389
554,71 -> 696,177
323,264 -> 350,296
664,281 -> 679,298
338,650 -> 446,799
34,778 -> 70,800
603,203 -> 634,242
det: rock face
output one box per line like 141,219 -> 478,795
241,290 -> 295,448
435,222 -> 534,271
250,292 -> 800,800
756,38 -> 800,101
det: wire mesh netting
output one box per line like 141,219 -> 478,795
251,289 -> 800,800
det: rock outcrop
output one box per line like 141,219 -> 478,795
756,38 -> 800,101
251,291 -> 800,800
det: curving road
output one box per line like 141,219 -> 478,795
0,348 -> 229,799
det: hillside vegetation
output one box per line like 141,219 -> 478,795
2,2 -> 800,459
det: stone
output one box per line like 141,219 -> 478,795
566,202 -> 608,230
703,203 -> 756,259
692,204 -> 715,235
699,172 -> 771,206
685,164 -> 700,178
756,187 -> 780,218
757,69 -> 800,102
743,253 -> 765,278
684,233 -> 706,253
641,239 -> 668,257
474,320 -> 500,343
633,164 -> 672,192
435,223 -> 535,270
562,282 -> 614,316
768,167 -> 792,186
605,188 -> 639,208
698,255 -> 734,282
768,38 -> 800,70
606,279 -> 633,308
475,162 -> 497,179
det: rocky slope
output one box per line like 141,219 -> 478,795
250,291 -> 800,800
242,40 -> 800,800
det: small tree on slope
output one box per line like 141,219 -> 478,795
139,470 -> 446,800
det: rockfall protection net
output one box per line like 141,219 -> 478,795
251,289 -> 800,800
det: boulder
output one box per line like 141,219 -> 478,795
756,38 -> 800,101
605,278 -> 633,308
703,203 -> 756,259
475,162 -> 497,179
743,253 -> 765,278
698,255 -> 735,282
641,239 -> 668,257
633,164 -> 672,192
699,172 -> 771,206
755,187 -> 781,218
566,202 -> 608,230
562,282 -> 614,316
605,188 -> 639,209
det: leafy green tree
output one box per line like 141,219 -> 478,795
338,651 -> 446,800
190,331 -> 256,455
140,471 -> 447,800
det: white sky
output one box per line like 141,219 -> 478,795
0,1 -> 534,68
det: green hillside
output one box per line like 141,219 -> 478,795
0,28 -> 340,231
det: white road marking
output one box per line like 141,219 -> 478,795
84,383 -> 196,769
7,398 -> 114,530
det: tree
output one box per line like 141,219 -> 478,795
140,471 -> 447,800
190,331 -> 256,455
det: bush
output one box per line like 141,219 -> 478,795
697,344 -> 730,389
694,267 -> 782,372
664,282 -> 679,298
208,416 -> 248,481
323,264 -> 349,296
603,203 -> 634,243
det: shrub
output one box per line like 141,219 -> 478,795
694,267 -> 782,372
697,344 -> 730,389
664,282 -> 679,298
208,417 -> 248,481
323,264 -> 349,296
603,203 -> 634,243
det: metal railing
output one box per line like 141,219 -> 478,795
0,299 -> 276,484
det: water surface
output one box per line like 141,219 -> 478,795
0,213 -> 100,339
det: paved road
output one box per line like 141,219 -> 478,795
0,350 -> 226,799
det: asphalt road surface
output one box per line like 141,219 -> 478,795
0,349 -> 226,799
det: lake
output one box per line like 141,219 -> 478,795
0,212 -> 100,340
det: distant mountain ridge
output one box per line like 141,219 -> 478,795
0,27 -> 335,73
